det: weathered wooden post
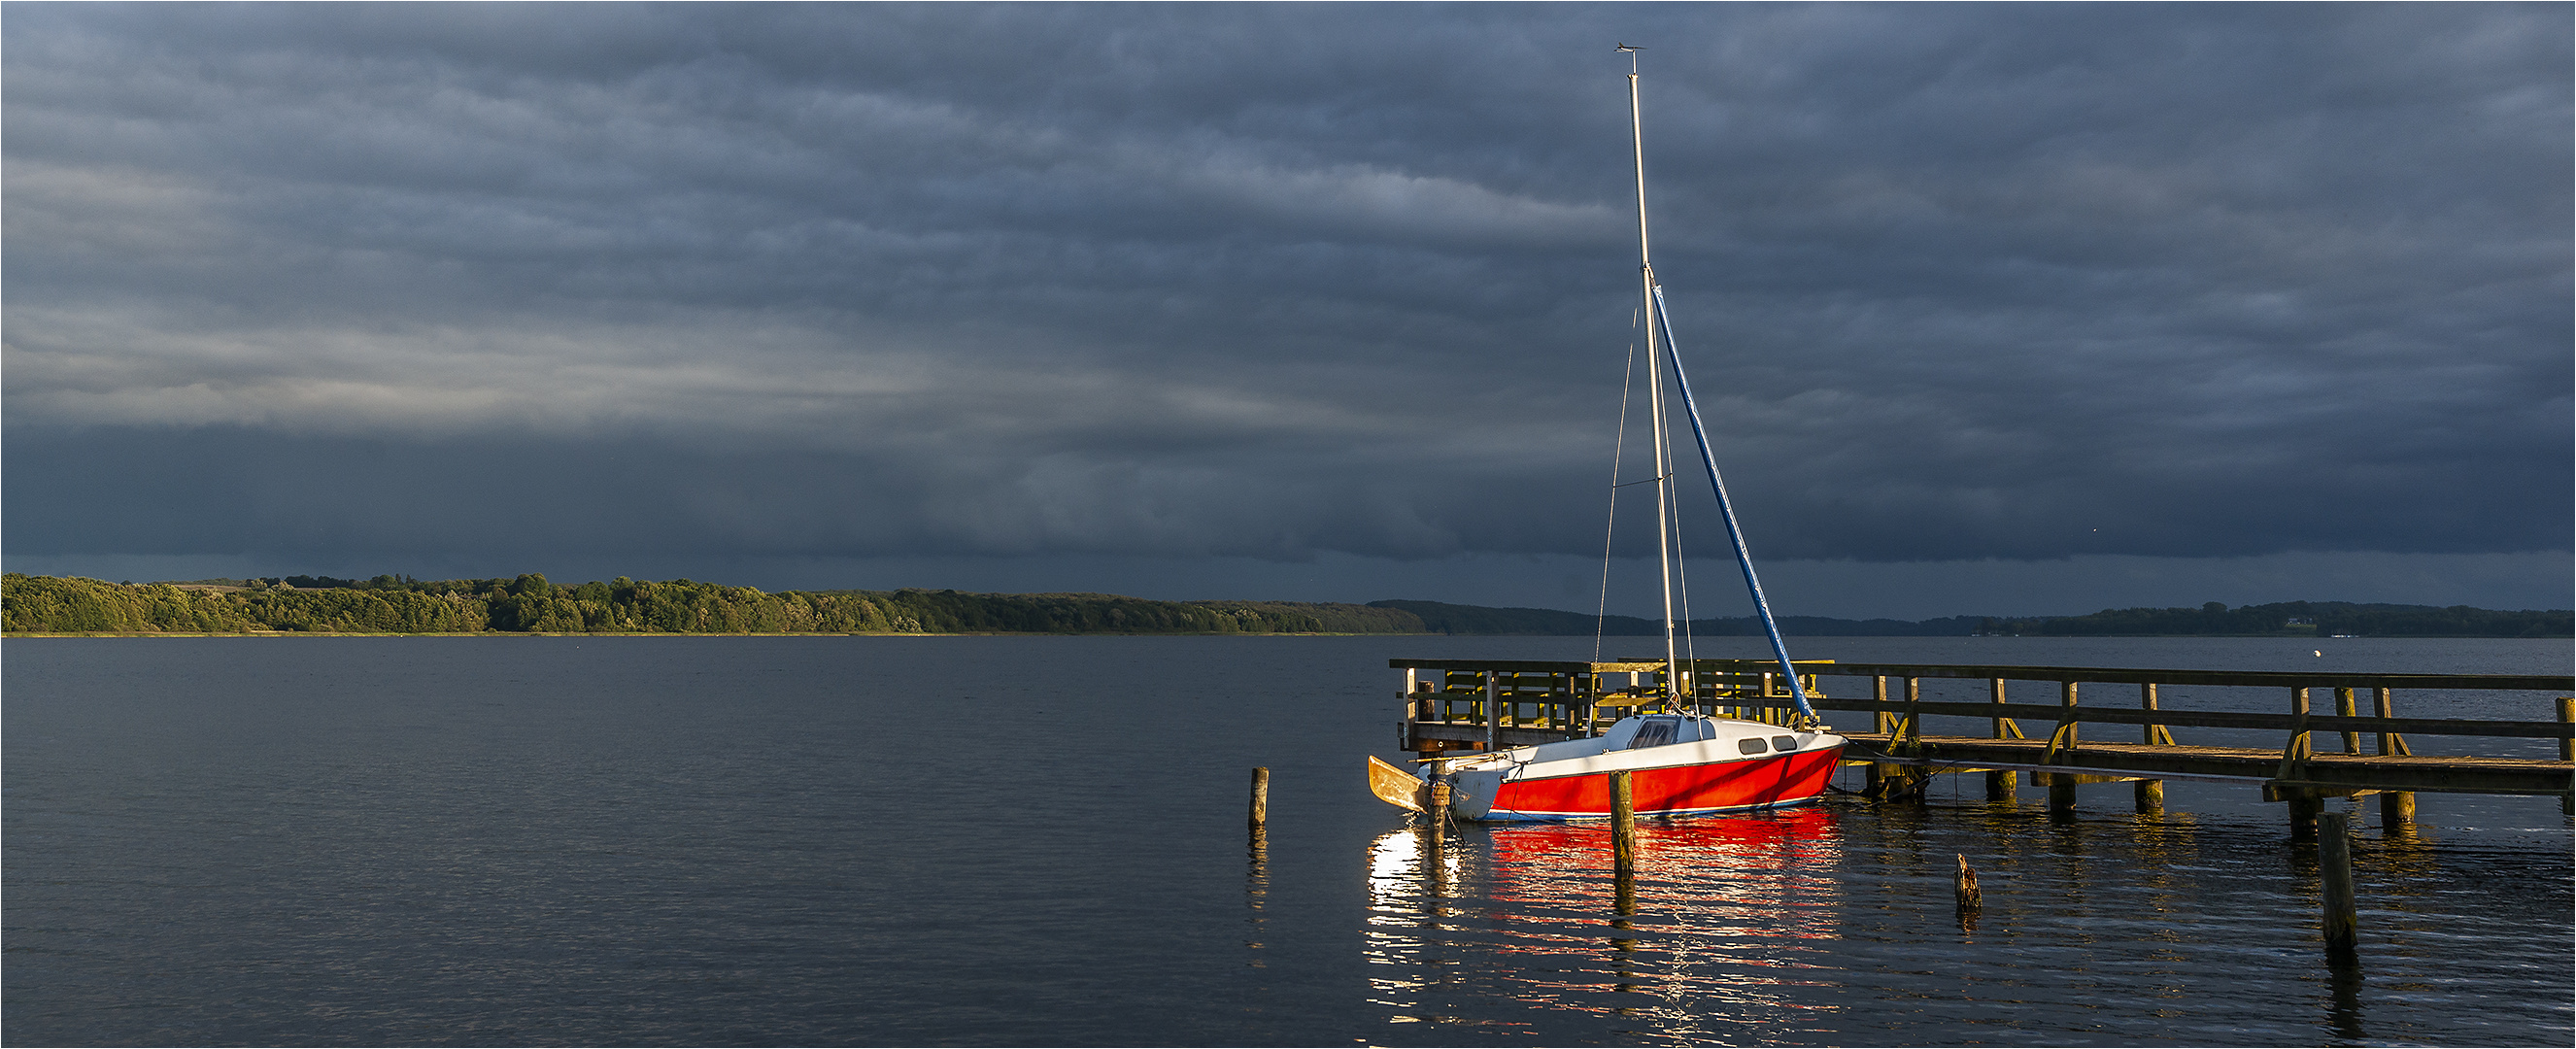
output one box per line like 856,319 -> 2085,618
1901,676 -> 1925,802
1610,769 -> 1636,877
1427,775 -> 1450,848
2559,697 -> 2573,817
2137,682 -> 2166,813
1867,676 -> 1890,797
2377,687 -> 2415,828
2334,687 -> 2361,755
2319,811 -> 2358,957
2048,681 -> 2079,818
2287,687 -> 2319,840
1986,677 -> 2016,800
1484,670 -> 1499,754
1249,766 -> 1270,829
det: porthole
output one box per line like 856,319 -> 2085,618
1773,735 -> 1798,751
1737,737 -> 1768,755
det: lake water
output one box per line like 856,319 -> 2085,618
6,635 -> 2568,1045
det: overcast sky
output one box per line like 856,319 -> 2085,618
5,3 -> 2568,619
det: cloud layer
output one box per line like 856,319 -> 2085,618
6,5 -> 2567,597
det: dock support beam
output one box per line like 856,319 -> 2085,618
2319,811 -> 2358,957
2380,789 -> 2415,829
2048,774 -> 2076,818
2288,791 -> 2321,841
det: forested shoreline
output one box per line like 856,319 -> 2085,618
2,574 -> 2563,637
0,574 -> 1420,636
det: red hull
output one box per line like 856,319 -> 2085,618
1485,745 -> 1843,821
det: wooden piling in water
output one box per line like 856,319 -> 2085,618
1954,854 -> 1982,911
2319,811 -> 2358,956
1427,774 -> 1451,843
1610,770 -> 1636,876
1248,766 -> 1270,829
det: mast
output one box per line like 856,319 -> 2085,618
1624,49 -> 1682,706
1619,47 -> 1818,725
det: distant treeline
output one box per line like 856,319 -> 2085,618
4,575 -> 2563,638
0,574 -> 1420,636
1977,600 -> 2572,638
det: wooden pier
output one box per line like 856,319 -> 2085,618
1390,658 -> 2576,827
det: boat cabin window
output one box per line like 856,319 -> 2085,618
1628,717 -> 1680,750
1773,735 -> 1798,751
1737,737 -> 1768,755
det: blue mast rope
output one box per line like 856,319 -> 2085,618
1649,281 -> 1819,724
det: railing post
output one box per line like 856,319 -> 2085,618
2558,696 -> 2573,762
2286,687 -> 2318,840
2047,681 -> 2078,818
2374,685 -> 2416,829
1484,670 -> 1499,753
2334,687 -> 2361,755
2372,687 -> 2398,756
1868,676 -> 1890,797
1985,677 -> 2015,800
2559,697 -> 2573,817
1904,677 -> 1922,748
2137,682 -> 2165,813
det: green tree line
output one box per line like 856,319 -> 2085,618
0,574 -> 1427,636
1977,600 -> 2571,638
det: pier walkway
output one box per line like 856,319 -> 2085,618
1389,658 -> 2575,830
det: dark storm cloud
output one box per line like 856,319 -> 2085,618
6,3 -> 2567,573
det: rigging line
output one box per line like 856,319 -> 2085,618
1610,474 -> 1671,490
1594,307 -> 1642,662
1667,323 -> 1696,701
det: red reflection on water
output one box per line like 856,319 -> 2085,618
1486,807 -> 1846,940
1362,806 -> 1851,1032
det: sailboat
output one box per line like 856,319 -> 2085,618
1371,52 -> 1847,823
